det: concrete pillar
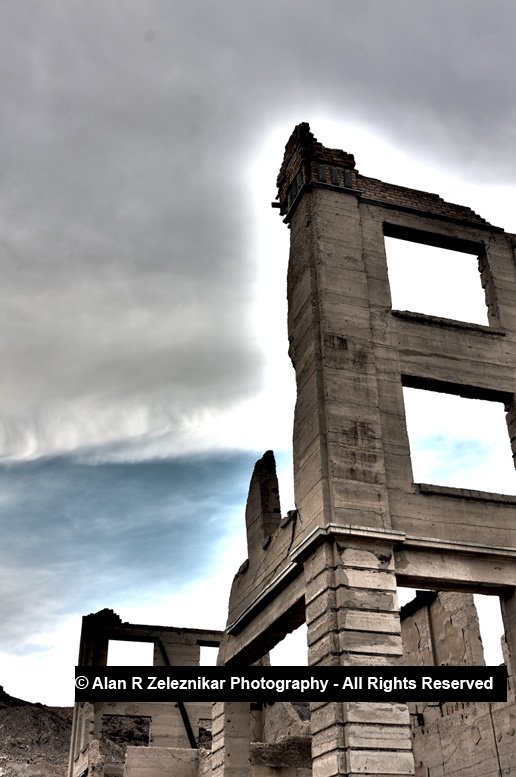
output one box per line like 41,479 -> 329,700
501,589 -> 516,696
304,537 -> 414,777
212,702 -> 251,777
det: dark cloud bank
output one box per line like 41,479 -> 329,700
0,0 -> 514,457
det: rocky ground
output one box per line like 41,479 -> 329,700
0,685 -> 72,777
0,685 -> 150,777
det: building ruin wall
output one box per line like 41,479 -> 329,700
70,124 -> 516,777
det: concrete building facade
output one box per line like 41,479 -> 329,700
69,125 -> 516,777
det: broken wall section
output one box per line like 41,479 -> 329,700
401,590 -> 485,668
68,610 -> 223,777
401,591 -> 516,777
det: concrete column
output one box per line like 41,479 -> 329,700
304,537 -> 414,777
212,702 -> 250,777
501,589 -> 516,696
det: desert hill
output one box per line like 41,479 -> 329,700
0,685 -> 73,777
0,685 -> 155,777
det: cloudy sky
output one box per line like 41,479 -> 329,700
1,0 -> 516,705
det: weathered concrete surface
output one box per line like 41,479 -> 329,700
401,591 -> 485,668
221,122 -> 516,676
69,124 -> 516,777
262,703 -> 310,743
211,702 -> 251,777
251,737 -> 312,768
124,746 -> 198,777
411,700 -> 516,777
400,590 -> 511,776
216,124 -> 516,776
68,611 -> 222,777
245,451 -> 282,560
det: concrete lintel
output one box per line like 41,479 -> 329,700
222,579 -> 305,665
290,524 -> 406,564
396,545 -> 516,591
403,533 -> 516,558
102,623 -> 223,645
401,376 -> 514,406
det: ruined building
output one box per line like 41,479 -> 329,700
69,124 -> 516,777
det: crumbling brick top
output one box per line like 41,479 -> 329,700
277,123 -> 490,227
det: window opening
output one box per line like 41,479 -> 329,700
474,594 -> 504,665
107,639 -> 154,666
402,387 -> 516,494
200,645 -> 219,665
100,715 -> 150,760
269,622 -> 307,666
398,586 -> 417,608
384,235 -> 488,324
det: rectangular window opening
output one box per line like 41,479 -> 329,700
402,386 -> 516,494
384,226 -> 489,325
399,586 -> 503,667
200,645 -> 219,666
107,639 -> 155,666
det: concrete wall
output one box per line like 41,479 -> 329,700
69,123 -> 516,777
125,747 -> 198,777
68,611 -> 222,777
401,591 -> 485,668
411,700 -> 516,777
401,589 -> 515,776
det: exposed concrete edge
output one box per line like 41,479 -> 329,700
400,590 -> 438,620
416,483 -> 516,504
227,525 -> 516,637
250,736 -> 312,767
403,533 -> 516,558
290,524 -> 406,563
392,309 -> 506,335
226,561 -> 301,635
290,522 -> 516,563
282,181 -> 360,223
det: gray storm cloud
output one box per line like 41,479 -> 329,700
1,0 -> 515,705
0,0 -> 515,460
